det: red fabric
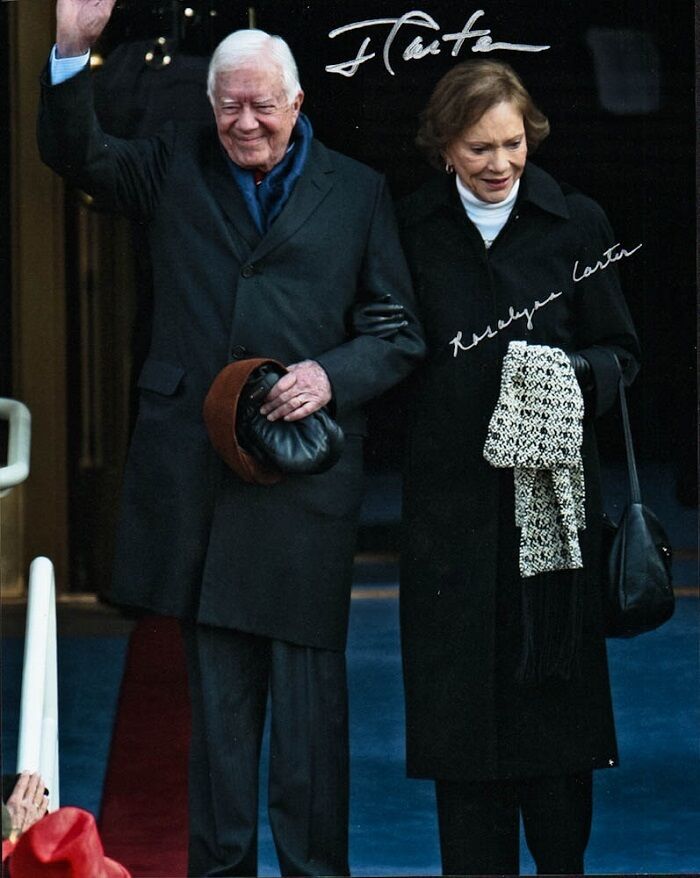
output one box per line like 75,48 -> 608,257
98,617 -> 190,877
9,807 -> 130,878
3,837 -> 16,862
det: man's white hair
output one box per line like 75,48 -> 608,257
207,29 -> 302,104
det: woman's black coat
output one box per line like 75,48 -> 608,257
397,163 -> 640,781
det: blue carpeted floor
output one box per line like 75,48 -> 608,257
2,463 -> 698,875
3,598 -> 698,875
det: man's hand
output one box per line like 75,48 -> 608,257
56,0 -> 117,57
259,360 -> 332,422
6,771 -> 49,840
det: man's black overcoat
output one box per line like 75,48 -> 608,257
397,165 -> 640,780
38,67 -> 424,651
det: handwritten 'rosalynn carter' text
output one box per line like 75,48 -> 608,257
449,242 -> 642,357
326,9 -> 550,78
450,291 -> 563,356
572,242 -> 642,282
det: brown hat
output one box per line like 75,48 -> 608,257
203,357 -> 285,485
9,807 -> 131,878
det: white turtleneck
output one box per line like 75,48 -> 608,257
455,175 -> 520,249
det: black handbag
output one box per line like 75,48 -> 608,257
602,356 -> 674,637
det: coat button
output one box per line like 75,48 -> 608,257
241,264 -> 256,278
230,345 -> 248,359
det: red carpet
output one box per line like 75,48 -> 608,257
99,616 -> 190,877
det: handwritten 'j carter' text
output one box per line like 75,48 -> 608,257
326,9 -> 551,78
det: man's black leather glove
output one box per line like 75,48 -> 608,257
236,364 -> 344,475
351,294 -> 408,339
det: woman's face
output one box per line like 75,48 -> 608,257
445,100 -> 527,203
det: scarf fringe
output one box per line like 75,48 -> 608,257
516,569 -> 584,683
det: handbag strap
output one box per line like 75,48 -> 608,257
611,353 -> 641,504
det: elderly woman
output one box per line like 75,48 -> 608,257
398,60 -> 640,875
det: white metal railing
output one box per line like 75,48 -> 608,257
0,397 -> 31,496
16,557 -> 60,811
1,398 -> 60,809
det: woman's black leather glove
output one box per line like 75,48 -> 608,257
236,364 -> 344,475
567,352 -> 594,393
351,294 -> 408,339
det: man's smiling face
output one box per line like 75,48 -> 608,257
212,62 -> 303,173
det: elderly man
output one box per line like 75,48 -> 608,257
38,1 -> 424,875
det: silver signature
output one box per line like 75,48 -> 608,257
450,291 -> 563,357
450,241 -> 643,357
326,9 -> 550,78
572,242 -> 642,282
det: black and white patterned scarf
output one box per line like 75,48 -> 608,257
484,340 -> 585,575
484,340 -> 586,681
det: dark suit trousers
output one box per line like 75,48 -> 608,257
435,772 -> 593,875
182,624 -> 349,877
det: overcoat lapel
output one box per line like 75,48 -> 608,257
203,136 -> 334,263
203,135 -> 261,258
251,141 -> 335,262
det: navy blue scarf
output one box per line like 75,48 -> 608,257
226,113 -> 313,235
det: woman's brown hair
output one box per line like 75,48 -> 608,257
416,60 -> 550,169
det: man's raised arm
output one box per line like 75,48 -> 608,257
40,0 -> 174,219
